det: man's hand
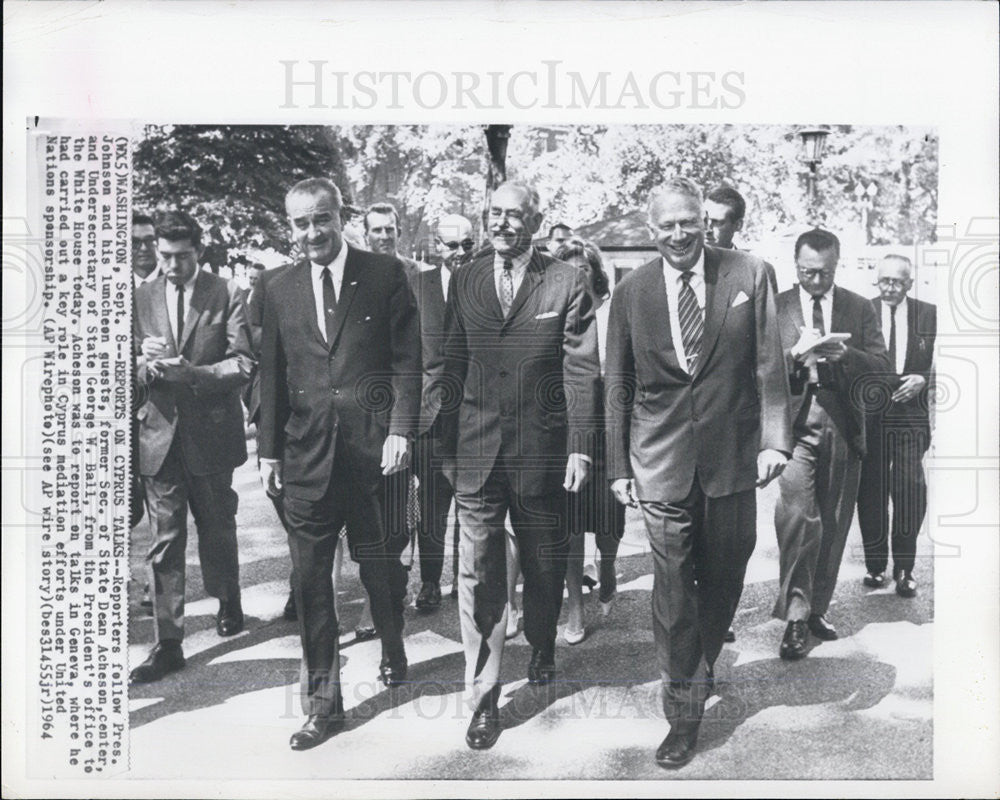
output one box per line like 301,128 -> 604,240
563,453 -> 591,493
812,340 -> 847,362
381,434 -> 410,475
259,459 -> 283,497
155,356 -> 196,385
791,328 -> 822,361
891,373 -> 926,403
756,449 -> 788,488
611,478 -> 638,508
141,336 -> 169,361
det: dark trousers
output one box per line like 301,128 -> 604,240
454,466 -> 569,707
413,431 -> 454,584
857,419 -> 929,576
283,444 -> 406,718
143,438 -> 240,642
640,478 -> 756,726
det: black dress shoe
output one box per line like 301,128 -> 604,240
863,571 -> 887,588
289,713 -> 344,751
724,628 -> 736,643
779,620 -> 809,660
379,657 -> 408,688
655,725 -> 699,769
216,598 -> 245,637
527,648 -> 556,685
415,581 -> 442,612
895,570 -> 917,598
283,591 -> 297,622
465,685 -> 502,750
807,613 -> 838,641
129,640 -> 185,684
355,625 -> 378,642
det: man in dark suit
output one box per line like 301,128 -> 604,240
704,185 -> 779,293
857,254 -> 936,597
258,178 -> 421,751
605,177 -> 792,769
772,229 -> 891,660
130,210 -> 253,684
440,182 -> 600,751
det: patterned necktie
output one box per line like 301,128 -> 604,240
677,270 -> 703,373
500,259 -> 514,316
175,283 -> 185,350
812,296 -> 826,336
888,304 -> 898,372
322,266 -> 337,344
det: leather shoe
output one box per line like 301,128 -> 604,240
355,625 -> 378,642
655,725 -> 699,769
379,657 -> 408,688
724,628 -> 736,643
779,620 -> 809,660
415,581 -> 442,612
527,647 -> 556,685
283,591 -> 297,622
465,685 -> 502,750
895,570 -> 917,598
289,713 -> 344,751
129,640 -> 185,684
808,613 -> 838,641
216,598 -> 244,637
863,571 -> 887,589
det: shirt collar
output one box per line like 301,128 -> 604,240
494,248 -> 532,273
167,264 -> 200,292
311,242 -> 348,281
661,248 -> 705,280
799,284 -> 832,304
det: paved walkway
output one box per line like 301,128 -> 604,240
127,440 -> 933,781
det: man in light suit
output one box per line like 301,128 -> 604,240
856,254 -> 936,597
130,210 -> 253,684
772,229 -> 891,659
605,177 -> 792,769
440,182 -> 600,751
258,178 -> 422,751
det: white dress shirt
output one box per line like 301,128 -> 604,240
165,265 -> 200,348
440,264 -> 452,302
798,284 -> 833,335
493,249 -> 532,308
133,265 -> 160,289
662,251 -> 706,373
311,243 -> 349,343
881,299 -> 908,375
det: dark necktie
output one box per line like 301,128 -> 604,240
677,270 -> 704,373
175,283 -> 185,350
888,304 -> 898,372
812,296 -> 826,336
322,266 -> 337,344
500,259 -> 514,316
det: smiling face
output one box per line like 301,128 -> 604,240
286,190 -> 343,266
649,190 -> 705,272
488,184 -> 543,259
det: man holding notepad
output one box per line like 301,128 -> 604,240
772,229 -> 891,660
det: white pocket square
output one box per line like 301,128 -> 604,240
731,291 -> 750,307
535,311 -> 558,320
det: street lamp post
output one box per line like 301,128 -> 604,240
798,127 -> 830,226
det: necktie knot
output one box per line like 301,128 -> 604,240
680,270 -> 694,285
502,259 -> 513,272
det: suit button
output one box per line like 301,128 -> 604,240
332,389 -> 340,395
499,370 -> 508,377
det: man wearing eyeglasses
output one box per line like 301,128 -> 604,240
440,183 -> 600,751
856,255 -> 936,598
772,229 -> 891,661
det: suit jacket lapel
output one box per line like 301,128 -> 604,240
427,267 -> 446,324
693,247 -> 733,379
177,270 -> 209,354
150,276 -> 177,356
505,249 -> 545,325
904,296 -> 918,372
783,286 -> 806,344
328,248 -> 361,350
638,258 -> 683,375
469,255 -> 504,324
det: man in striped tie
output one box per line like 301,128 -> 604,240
605,177 -> 792,768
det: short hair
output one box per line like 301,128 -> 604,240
154,210 -> 202,249
286,177 -> 343,210
647,177 -> 704,219
555,237 -> 610,300
882,253 -> 913,271
495,182 -> 541,215
705,185 -> 746,223
795,229 -> 840,261
548,223 -> 573,238
132,211 -> 155,228
363,202 -> 400,232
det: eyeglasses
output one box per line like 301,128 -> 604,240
132,236 -> 157,249
438,237 -> 474,253
877,278 -> 909,288
797,268 -> 835,281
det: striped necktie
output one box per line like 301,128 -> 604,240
677,270 -> 703,372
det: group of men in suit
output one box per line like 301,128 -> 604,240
128,171 -> 934,769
